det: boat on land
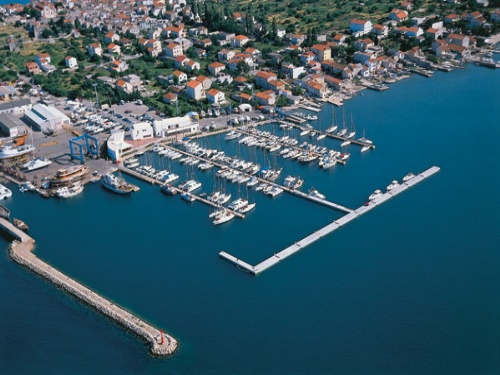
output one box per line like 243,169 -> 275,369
308,187 -> 325,200
403,172 -> 416,182
50,165 -> 89,187
368,189 -> 382,201
0,184 -> 12,199
101,172 -> 135,194
0,144 -> 36,159
21,157 -> 52,172
56,183 -> 84,198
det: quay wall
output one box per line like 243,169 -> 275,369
2,219 -> 177,356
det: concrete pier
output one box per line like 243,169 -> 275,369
220,166 -> 440,275
1,218 -> 177,356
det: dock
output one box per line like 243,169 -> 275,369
1,218 -> 178,356
219,166 -> 440,275
118,164 -> 245,219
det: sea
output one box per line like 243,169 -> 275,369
1,62 -> 499,375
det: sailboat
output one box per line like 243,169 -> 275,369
347,114 -> 356,139
358,128 -> 373,153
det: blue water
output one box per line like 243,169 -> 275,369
1,64 -> 499,374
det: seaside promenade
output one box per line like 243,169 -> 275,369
1,218 -> 177,356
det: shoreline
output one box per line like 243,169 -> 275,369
1,217 -> 178,357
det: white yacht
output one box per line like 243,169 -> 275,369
368,189 -> 383,201
386,180 -> 399,191
56,183 -> 84,198
266,186 -> 283,197
21,157 -> 52,172
0,144 -> 36,159
0,184 -> 12,199
178,180 -> 202,192
228,198 -> 248,211
213,208 -> 235,225
238,202 -> 256,213
403,172 -> 416,182
308,187 -> 325,200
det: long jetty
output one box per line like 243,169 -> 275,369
1,218 -> 177,356
220,166 -> 440,275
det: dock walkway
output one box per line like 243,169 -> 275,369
1,218 -> 177,356
220,166 -> 440,275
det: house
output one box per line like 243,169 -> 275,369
350,19 -> 373,37
354,38 -> 374,51
174,55 -> 189,68
389,9 -> 409,23
25,62 -> 41,75
195,76 -> 212,91
491,9 -> 500,23
208,62 -> 226,76
206,89 -> 225,105
290,34 -> 307,45
255,71 -> 278,90
300,51 -> 316,65
218,49 -> 236,62
217,32 -> 235,46
147,38 -> 162,52
186,80 -> 204,100
332,34 -> 348,45
87,42 -> 103,57
116,79 -> 134,94
464,11 -> 486,27
35,53 -> 55,73
174,37 -> 193,51
104,32 -> 120,44
162,92 -> 178,104
64,56 -> 77,69
172,70 -> 187,83
401,1 -> 413,11
34,2 -> 57,19
311,44 -> 331,62
325,76 -> 345,91
446,33 -> 469,48
231,34 -> 250,48
372,24 -> 389,38
445,14 -> 461,24
185,59 -> 201,72
425,28 -> 443,40
164,42 -> 183,57
281,63 -> 305,79
305,79 -> 327,98
111,60 -> 128,72
254,90 -> 276,106
107,43 -> 121,55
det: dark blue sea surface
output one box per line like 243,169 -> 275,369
1,64 -> 499,374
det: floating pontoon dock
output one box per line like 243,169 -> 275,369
220,166 -> 440,275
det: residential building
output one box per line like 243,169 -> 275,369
255,71 -> 278,90
64,56 -> 77,69
208,62 -> 226,76
186,80 -> 204,100
311,44 -> 331,62
231,34 -> 250,48
206,88 -> 225,105
162,92 -> 178,104
350,18 -> 373,37
25,62 -> 41,75
87,42 -> 103,57
389,9 -> 409,23
164,42 -> 183,57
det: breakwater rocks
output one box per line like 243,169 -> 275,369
2,218 -> 177,356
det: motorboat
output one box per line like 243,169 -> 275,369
368,189 -> 383,201
386,180 -> 399,191
0,144 -> 36,159
160,183 -> 177,195
308,187 -> 325,200
101,172 -> 135,194
212,208 -> 235,225
403,172 -> 416,182
181,192 -> 196,202
56,183 -> 84,198
0,184 -> 12,199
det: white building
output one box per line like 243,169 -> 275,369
24,103 -> 70,133
107,130 -> 133,162
130,122 -> 154,140
153,115 -> 199,137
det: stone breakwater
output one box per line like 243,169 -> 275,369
1,218 -> 177,356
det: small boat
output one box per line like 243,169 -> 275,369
308,187 -> 325,200
0,184 -> 12,199
317,134 -> 326,141
386,180 -> 399,191
181,192 -> 196,202
19,181 -> 36,193
266,186 -> 283,197
13,218 -> 29,232
299,129 -> 310,137
360,145 -> 371,153
178,179 -> 202,192
368,189 -> 382,201
0,204 -> 10,219
341,139 -> 351,147
213,208 -> 235,225
161,183 -> 177,195
238,202 -> 256,213
228,198 -> 248,211
56,183 -> 84,198
403,172 -> 416,182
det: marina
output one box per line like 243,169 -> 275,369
220,166 -> 440,275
